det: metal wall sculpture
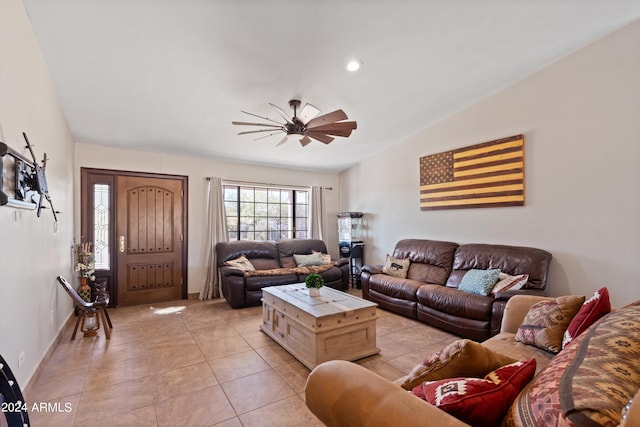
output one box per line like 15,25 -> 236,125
0,132 -> 58,221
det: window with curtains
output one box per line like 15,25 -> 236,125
223,183 -> 310,241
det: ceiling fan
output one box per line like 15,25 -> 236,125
232,99 -> 357,147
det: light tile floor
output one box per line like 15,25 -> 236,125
25,290 -> 459,426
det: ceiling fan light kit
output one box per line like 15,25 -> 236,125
232,99 -> 357,147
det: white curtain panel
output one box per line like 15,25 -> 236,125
310,186 -> 325,241
200,177 -> 228,300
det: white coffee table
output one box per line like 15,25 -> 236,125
260,283 -> 380,370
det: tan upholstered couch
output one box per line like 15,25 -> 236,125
305,295 -> 640,427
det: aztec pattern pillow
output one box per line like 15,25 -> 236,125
504,302 -> 640,427
515,295 -> 584,353
458,269 -> 501,296
400,339 -> 517,390
491,273 -> 529,294
224,254 -> 255,272
413,358 -> 537,427
562,287 -> 610,349
382,254 -> 410,278
293,252 -> 325,267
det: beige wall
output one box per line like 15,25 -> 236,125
339,20 -> 640,307
74,143 -> 341,294
0,0 -> 76,386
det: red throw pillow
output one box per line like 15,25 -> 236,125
562,287 -> 611,349
412,359 -> 536,427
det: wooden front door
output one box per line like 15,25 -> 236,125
115,175 -> 184,306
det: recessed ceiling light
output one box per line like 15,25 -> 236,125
346,60 -> 361,72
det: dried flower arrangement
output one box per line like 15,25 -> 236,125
75,242 -> 96,281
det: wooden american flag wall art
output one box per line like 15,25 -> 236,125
419,134 -> 525,210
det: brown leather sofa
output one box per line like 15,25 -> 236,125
216,239 -> 349,308
361,239 -> 552,341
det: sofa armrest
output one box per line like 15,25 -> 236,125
305,360 -> 470,427
219,266 -> 245,277
500,295 -> 552,334
493,288 -> 546,301
360,265 -> 383,300
333,258 -> 349,268
362,264 -> 383,275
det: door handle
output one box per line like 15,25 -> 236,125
119,236 -> 125,253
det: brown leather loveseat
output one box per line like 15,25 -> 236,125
216,239 -> 349,308
361,239 -> 552,341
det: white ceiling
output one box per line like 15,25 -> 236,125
23,1 -> 640,172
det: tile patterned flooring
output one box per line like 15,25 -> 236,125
25,290 -> 459,426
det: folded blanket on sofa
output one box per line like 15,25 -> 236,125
244,264 -> 333,277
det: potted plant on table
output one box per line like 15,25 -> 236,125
305,273 -> 324,297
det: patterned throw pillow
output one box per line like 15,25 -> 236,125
412,359 -> 537,427
562,287 -> 610,349
515,295 -> 585,353
293,252 -> 325,267
458,269 -> 501,296
224,254 -> 255,272
382,254 -> 410,278
491,273 -> 529,294
400,339 -> 517,390
312,250 -> 333,265
505,303 -> 640,427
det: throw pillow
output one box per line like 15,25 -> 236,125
382,254 -> 410,278
224,254 -> 255,272
312,250 -> 332,265
506,303 -> 640,427
562,287 -> 610,349
400,339 -> 518,390
515,295 -> 585,353
458,269 -> 501,296
491,273 -> 529,294
412,358 -> 537,427
293,252 -> 325,267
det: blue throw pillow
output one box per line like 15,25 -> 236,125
459,269 -> 501,296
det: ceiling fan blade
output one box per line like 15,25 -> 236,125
305,121 -> 357,136
299,103 -> 320,124
232,121 -> 283,128
253,130 -> 286,141
241,110 -> 286,125
306,132 -> 335,144
306,109 -> 348,129
276,135 -> 288,146
238,128 -> 285,135
268,103 -> 294,124
299,136 -> 313,147
311,128 -> 353,137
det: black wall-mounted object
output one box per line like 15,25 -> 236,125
0,354 -> 30,426
0,133 -> 58,221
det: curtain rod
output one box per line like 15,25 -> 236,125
206,177 -> 332,190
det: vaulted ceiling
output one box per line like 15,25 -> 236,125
23,1 -> 640,172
